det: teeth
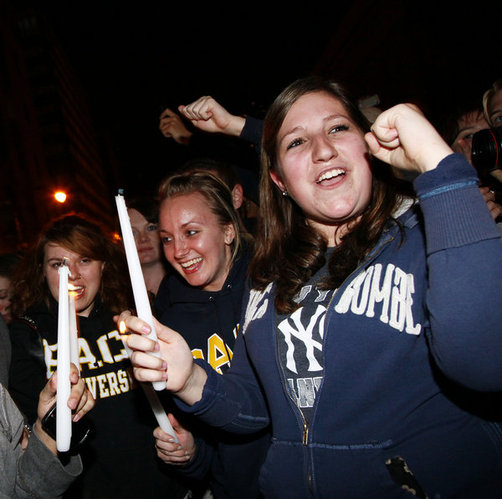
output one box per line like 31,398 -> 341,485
68,285 -> 83,298
181,257 -> 202,268
317,169 -> 345,183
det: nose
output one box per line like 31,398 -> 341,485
173,237 -> 189,259
312,134 -> 337,163
134,229 -> 149,244
68,262 -> 81,280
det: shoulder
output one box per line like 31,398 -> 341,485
9,302 -> 52,335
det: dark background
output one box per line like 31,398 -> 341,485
39,0 -> 501,192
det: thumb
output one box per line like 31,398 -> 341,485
168,413 -> 188,435
153,317 -> 178,343
45,371 -> 58,398
38,372 -> 58,412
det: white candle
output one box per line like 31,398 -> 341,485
56,262 -> 72,452
68,290 -> 80,374
119,321 -> 178,442
115,191 -> 165,391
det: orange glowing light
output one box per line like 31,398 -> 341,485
119,321 -> 127,334
54,191 -> 67,203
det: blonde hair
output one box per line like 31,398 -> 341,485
158,170 -> 243,264
482,78 -> 502,126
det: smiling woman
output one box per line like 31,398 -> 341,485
123,76 -> 502,498
8,213 -> 188,498
151,169 -> 269,498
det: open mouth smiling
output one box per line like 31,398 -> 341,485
180,257 -> 202,271
68,284 -> 84,299
316,168 -> 346,184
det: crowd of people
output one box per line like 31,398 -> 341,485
1,73 -> 502,498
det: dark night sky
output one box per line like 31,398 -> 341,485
40,2 -> 345,194
39,1 -> 501,195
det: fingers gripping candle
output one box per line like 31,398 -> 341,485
119,321 -> 178,442
56,260 -> 72,452
115,190 -> 165,391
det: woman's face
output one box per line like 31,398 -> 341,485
159,192 -> 235,291
487,88 -> 502,127
128,208 -> 162,266
271,91 -> 373,246
452,110 -> 488,164
43,243 -> 105,317
0,276 -> 12,323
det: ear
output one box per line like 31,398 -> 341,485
231,184 -> 244,210
223,224 -> 236,245
269,170 -> 286,192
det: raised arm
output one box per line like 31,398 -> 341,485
178,96 -> 246,137
365,103 -> 453,174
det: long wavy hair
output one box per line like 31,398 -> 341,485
249,76 -> 406,314
158,170 -> 243,265
11,213 -> 133,317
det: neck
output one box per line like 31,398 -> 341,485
142,261 -> 166,295
312,215 -> 362,247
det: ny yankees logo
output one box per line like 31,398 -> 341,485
278,304 -> 325,374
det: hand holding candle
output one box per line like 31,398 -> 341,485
119,320 -> 178,441
115,190 -> 165,392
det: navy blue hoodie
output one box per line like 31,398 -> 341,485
155,250 -> 270,498
177,155 -> 502,498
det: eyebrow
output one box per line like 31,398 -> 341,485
159,219 -> 204,233
455,125 -> 478,137
280,113 -> 349,140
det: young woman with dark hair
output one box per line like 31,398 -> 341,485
9,213 -> 187,498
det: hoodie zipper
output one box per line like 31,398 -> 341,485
275,232 -> 397,495
276,327 -> 314,493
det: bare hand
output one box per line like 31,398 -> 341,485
159,108 -> 192,144
178,96 -> 245,136
480,186 -> 502,220
37,364 -> 94,423
33,364 -> 94,454
154,413 -> 196,465
365,103 -> 453,174
117,311 -> 206,404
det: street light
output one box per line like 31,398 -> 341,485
54,191 -> 67,203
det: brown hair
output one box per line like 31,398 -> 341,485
158,171 -> 243,264
250,76 -> 405,314
11,213 -> 132,317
